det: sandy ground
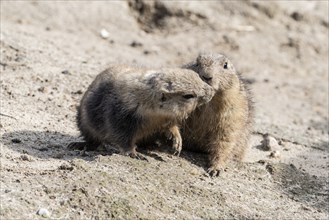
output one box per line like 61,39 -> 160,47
0,1 -> 328,219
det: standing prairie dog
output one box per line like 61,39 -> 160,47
69,65 -> 214,158
182,53 -> 254,176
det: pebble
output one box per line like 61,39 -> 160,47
20,154 -> 33,161
269,150 -> 281,158
265,164 -> 275,175
38,147 -> 49,152
257,160 -> 267,165
291,11 -> 303,21
143,46 -> 160,55
130,41 -> 143,47
61,70 -> 71,75
261,134 -> 280,151
11,138 -> 22,144
58,163 -> 74,171
190,168 -> 201,176
71,90 -> 83,95
100,28 -> 110,39
38,86 -> 46,93
36,208 -> 51,218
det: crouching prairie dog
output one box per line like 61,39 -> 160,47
182,53 -> 254,176
69,65 -> 214,158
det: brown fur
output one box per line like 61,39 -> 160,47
70,65 -> 214,158
182,53 -> 254,176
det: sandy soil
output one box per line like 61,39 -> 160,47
0,1 -> 328,219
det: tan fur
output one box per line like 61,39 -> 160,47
182,53 -> 254,176
73,65 -> 214,158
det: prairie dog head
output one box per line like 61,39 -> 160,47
191,53 -> 238,91
143,68 -> 214,120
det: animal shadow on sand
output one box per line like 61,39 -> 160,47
2,130 -> 116,161
1,130 -> 209,167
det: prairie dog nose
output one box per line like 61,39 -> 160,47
202,75 -> 213,81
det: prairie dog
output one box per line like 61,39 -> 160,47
70,65 -> 214,158
182,53 -> 254,176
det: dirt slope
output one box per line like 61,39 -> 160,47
0,1 -> 328,219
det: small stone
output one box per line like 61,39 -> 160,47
71,90 -> 83,95
261,134 -> 279,151
11,138 -> 22,143
20,154 -> 33,161
257,160 -> 267,165
130,41 -> 143,47
36,208 -> 51,218
58,163 -> 74,171
269,150 -> 280,158
37,147 -> 48,151
100,28 -> 110,39
61,70 -> 71,75
49,195 -> 56,199
38,86 -> 46,93
190,168 -> 201,175
265,164 -> 275,175
143,46 -> 159,55
291,12 -> 303,21
301,205 -> 311,211
289,163 -> 297,169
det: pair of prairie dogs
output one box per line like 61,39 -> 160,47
72,53 -> 253,176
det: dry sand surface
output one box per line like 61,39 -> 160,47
0,1 -> 328,219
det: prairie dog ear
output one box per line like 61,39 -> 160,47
144,71 -> 175,93
145,71 -> 162,86
159,80 -> 174,93
196,54 -> 205,63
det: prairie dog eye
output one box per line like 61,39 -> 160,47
223,62 -> 228,69
182,94 -> 196,100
